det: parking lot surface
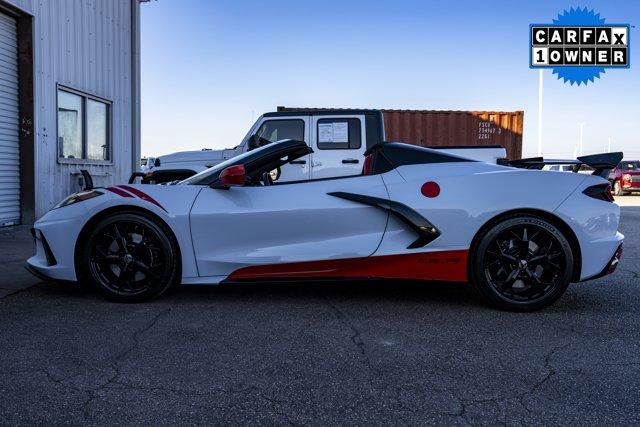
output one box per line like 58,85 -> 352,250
1,205 -> 639,425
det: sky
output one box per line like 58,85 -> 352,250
140,0 -> 639,159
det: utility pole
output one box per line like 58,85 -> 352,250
537,70 -> 544,157
608,136 -> 612,153
578,122 -> 585,156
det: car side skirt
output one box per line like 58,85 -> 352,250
224,250 -> 469,282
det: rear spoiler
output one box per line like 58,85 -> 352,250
508,152 -> 623,178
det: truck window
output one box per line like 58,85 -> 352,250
256,119 -> 305,143
316,118 -> 361,150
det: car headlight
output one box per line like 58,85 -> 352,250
623,173 -> 632,181
53,190 -> 103,209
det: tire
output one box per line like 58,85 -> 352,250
78,212 -> 179,302
613,180 -> 625,196
469,215 -> 574,312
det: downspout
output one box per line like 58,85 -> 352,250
130,0 -> 141,176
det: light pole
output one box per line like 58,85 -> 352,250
608,136 -> 612,153
578,122 -> 585,156
537,70 -> 544,157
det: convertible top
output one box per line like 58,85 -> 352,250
365,142 -> 476,175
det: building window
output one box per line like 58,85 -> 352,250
57,87 -> 110,161
316,118 -> 361,150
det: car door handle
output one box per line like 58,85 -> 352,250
290,160 -> 306,165
342,159 -> 359,164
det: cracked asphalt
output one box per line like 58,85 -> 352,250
1,206 -> 639,425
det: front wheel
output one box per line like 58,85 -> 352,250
469,215 -> 574,312
78,213 -> 179,302
613,180 -> 625,196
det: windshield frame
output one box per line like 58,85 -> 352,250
180,139 -> 312,186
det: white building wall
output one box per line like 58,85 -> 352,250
6,0 -> 138,217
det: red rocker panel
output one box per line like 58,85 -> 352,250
227,250 -> 469,282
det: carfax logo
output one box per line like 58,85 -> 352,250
530,7 -> 630,85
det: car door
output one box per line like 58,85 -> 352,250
251,116 -> 311,182
189,174 -> 389,278
310,115 -> 367,179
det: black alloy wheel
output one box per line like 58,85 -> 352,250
470,215 -> 574,311
79,213 -> 178,302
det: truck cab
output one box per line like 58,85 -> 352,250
142,109 -> 506,184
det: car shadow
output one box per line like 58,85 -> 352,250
41,278 -> 486,309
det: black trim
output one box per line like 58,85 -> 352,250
327,191 -> 440,249
142,169 -> 196,184
580,243 -> 623,282
24,263 -> 76,285
80,169 -> 94,190
429,145 -> 504,150
269,109 -> 378,117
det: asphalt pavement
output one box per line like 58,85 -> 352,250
1,205 -> 639,425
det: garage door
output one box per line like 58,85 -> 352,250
0,13 -> 19,227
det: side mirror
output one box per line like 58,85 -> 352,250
212,164 -> 246,188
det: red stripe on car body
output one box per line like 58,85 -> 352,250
106,187 -> 134,198
227,250 -> 469,282
117,185 -> 167,212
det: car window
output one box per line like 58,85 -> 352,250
316,118 -> 361,150
621,161 -> 640,170
256,120 -> 304,143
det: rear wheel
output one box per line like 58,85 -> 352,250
470,215 -> 574,312
79,213 -> 179,302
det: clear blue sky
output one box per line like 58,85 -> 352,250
140,0 -> 639,158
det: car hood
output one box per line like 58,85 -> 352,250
157,148 -> 241,165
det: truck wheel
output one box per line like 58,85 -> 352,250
613,180 -> 624,196
78,213 -> 179,302
469,215 -> 574,312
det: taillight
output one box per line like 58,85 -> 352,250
362,154 -> 373,175
623,173 -> 632,181
583,184 -> 614,202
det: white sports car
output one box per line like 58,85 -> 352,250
26,140 -> 624,311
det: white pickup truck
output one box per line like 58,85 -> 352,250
138,109 -> 507,184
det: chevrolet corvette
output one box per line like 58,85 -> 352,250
26,140 -> 624,311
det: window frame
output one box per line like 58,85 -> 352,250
56,84 -> 113,165
316,118 -> 362,150
255,118 -> 306,144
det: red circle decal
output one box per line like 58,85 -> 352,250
421,181 -> 440,198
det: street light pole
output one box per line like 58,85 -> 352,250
537,70 -> 543,157
578,122 -> 585,156
608,136 -> 612,153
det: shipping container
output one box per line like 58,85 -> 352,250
277,107 -> 524,160
382,110 -> 523,160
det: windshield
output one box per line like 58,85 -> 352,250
179,145 -> 271,185
620,161 -> 640,170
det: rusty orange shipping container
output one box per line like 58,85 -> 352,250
382,110 -> 524,160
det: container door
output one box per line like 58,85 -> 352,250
310,115 -> 366,179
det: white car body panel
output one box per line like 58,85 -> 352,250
190,174 -> 389,278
